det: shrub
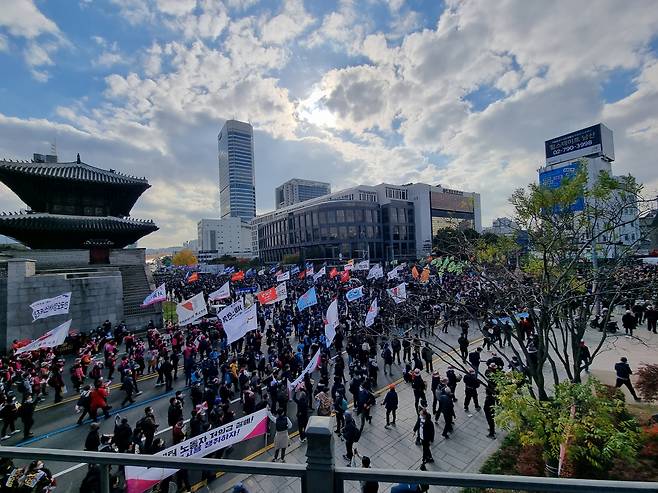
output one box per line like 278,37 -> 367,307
636,363 -> 658,402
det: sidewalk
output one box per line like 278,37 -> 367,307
210,347 -> 505,493
202,322 -> 658,493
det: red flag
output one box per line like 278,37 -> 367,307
231,270 -> 245,282
257,286 -> 277,305
412,266 -> 420,279
187,272 -> 199,284
298,270 -> 306,279
329,267 -> 339,279
340,270 -> 350,283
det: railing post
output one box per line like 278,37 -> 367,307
305,416 -> 335,493
100,464 -> 110,493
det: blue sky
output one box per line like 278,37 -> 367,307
1,0 -> 658,247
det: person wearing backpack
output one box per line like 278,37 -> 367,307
315,386 -> 333,417
76,385 -> 92,425
268,408 -> 292,462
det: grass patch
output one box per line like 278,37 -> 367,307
163,300 -> 177,323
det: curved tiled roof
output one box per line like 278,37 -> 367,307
0,159 -> 149,186
0,212 -> 157,231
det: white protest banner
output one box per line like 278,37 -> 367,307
125,408 -> 269,493
324,299 -> 339,346
353,259 -> 370,271
30,292 -> 71,322
218,299 -> 244,326
343,263 -> 353,271
223,303 -> 257,344
387,266 -> 401,280
313,266 -> 326,282
209,281 -> 231,301
274,282 -> 288,303
176,292 -> 208,325
387,282 -> 407,304
141,284 -> 166,307
276,271 -> 290,282
365,298 -> 379,327
367,264 -> 384,280
288,349 -> 321,391
15,319 -> 72,355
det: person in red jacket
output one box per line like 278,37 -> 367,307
89,380 -> 111,422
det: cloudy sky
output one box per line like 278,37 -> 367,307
1,0 -> 658,248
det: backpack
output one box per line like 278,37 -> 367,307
340,398 -> 348,412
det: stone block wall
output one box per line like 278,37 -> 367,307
2,260 -> 123,351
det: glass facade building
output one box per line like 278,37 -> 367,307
253,182 -> 481,263
255,197 -> 415,263
218,120 -> 256,221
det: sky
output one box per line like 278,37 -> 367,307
1,0 -> 658,248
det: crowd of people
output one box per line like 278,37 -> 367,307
1,259 -> 656,493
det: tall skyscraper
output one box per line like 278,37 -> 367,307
218,120 -> 256,221
275,178 -> 331,209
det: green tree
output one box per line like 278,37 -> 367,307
494,373 -> 640,476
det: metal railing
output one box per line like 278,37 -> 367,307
1,417 -> 656,493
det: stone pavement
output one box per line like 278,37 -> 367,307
201,313 -> 658,493
210,341 -> 506,493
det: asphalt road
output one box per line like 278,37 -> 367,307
6,327 -> 470,493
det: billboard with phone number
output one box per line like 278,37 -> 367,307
539,161 -> 585,212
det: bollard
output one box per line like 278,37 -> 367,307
100,464 -> 111,493
304,416 -> 335,493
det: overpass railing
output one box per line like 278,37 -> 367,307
1,417 -> 655,493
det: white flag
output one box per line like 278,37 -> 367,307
30,292 -> 71,322
313,266 -> 326,282
142,283 -> 166,307
387,266 -> 401,280
288,349 -> 322,391
176,292 -> 208,325
387,282 -> 407,304
223,303 -> 258,344
275,282 -> 288,302
209,281 -> 231,301
367,264 -> 384,280
324,299 -> 339,345
353,259 -> 370,271
277,271 -> 290,282
365,298 -> 379,327
218,299 -> 245,327
15,320 -> 72,354
343,264 -> 354,271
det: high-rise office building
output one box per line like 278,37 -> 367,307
218,120 -> 256,221
275,178 -> 331,209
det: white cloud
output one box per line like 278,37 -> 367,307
0,0 -> 60,38
259,0 -> 315,45
0,0 -> 67,81
94,51 -> 126,68
155,0 -> 197,17
2,0 -> 658,246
